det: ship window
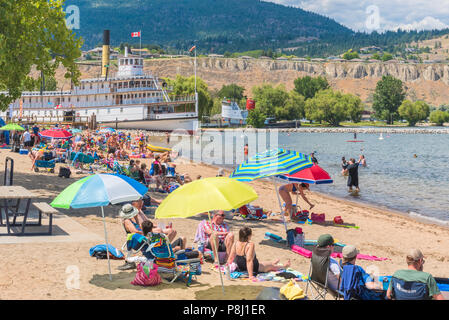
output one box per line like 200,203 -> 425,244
120,107 -> 123,113
68,97 -> 71,102
94,95 -> 97,101
101,84 -> 104,89
85,109 -> 88,115
86,96 -> 89,101
105,95 -> 108,100
62,98 -> 64,102
77,97 -> 79,102
125,59 -> 128,65
124,82 -> 128,88
118,82 -> 122,89
90,84 -> 92,89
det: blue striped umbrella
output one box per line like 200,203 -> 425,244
51,173 -> 148,280
230,149 -> 313,181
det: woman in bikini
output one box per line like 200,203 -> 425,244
279,182 -> 314,220
227,227 -> 290,280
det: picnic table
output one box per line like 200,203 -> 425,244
0,186 -> 40,235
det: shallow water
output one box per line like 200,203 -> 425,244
171,131 -> 449,223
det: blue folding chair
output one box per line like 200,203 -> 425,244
390,277 -> 430,300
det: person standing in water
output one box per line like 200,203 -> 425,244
310,152 -> 318,165
341,156 -> 349,175
345,158 -> 361,193
359,155 -> 367,167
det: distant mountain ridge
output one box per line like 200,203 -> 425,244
66,0 -> 449,57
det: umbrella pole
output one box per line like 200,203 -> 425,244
101,206 -> 113,281
208,211 -> 225,295
272,178 -> 289,244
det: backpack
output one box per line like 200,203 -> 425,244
287,228 -> 305,248
59,167 -> 71,178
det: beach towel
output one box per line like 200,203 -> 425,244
89,244 -> 124,260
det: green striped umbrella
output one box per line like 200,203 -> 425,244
0,123 -> 25,131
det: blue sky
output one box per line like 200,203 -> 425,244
265,0 -> 449,32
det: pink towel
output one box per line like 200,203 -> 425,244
291,245 -> 312,258
291,246 -> 388,261
331,252 -> 389,261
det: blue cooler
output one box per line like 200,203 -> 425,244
19,149 -> 29,155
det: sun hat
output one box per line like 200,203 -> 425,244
407,248 -> 424,261
119,203 -> 139,220
342,245 -> 359,260
317,234 -> 334,247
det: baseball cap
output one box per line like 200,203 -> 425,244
407,248 -> 424,261
317,234 -> 334,247
342,245 -> 359,260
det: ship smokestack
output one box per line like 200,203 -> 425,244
101,30 -> 110,79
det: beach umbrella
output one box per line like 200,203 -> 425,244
39,129 -> 72,139
155,177 -> 258,294
0,123 -> 25,131
277,164 -> 333,185
277,164 -> 333,211
230,148 -> 313,236
69,128 -> 82,134
51,173 -> 148,280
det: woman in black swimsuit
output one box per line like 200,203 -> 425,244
226,227 -> 291,281
279,182 -> 315,220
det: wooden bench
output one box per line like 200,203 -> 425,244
32,202 -> 59,235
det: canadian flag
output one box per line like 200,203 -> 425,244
131,31 -> 141,38
55,105 -> 62,110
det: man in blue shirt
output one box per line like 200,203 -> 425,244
339,245 -> 384,300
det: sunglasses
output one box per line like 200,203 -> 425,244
217,214 -> 225,217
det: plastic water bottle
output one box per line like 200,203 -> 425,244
225,264 -> 232,281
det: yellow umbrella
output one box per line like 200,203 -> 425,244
155,177 -> 258,294
155,177 -> 258,219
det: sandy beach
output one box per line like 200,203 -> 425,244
0,145 -> 448,300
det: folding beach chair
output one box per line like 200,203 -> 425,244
389,277 -> 430,300
305,246 -> 342,300
338,263 -> 385,300
121,232 -> 202,286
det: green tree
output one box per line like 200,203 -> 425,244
381,52 -> 394,61
372,75 -> 406,124
372,52 -> 381,60
429,110 -> 449,126
252,84 -> 289,119
277,91 -> 305,120
342,50 -> 360,60
398,100 -> 430,126
165,75 -> 213,119
0,0 -> 82,111
293,76 -> 329,100
344,94 -> 364,122
217,84 -> 245,103
246,108 -> 266,128
305,89 -> 360,126
210,98 -> 222,116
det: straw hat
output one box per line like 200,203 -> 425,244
119,203 -> 139,220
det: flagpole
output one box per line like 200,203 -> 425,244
194,46 -> 198,117
139,30 -> 142,57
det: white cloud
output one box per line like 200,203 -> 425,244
264,0 -> 449,32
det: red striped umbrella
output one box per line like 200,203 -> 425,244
277,164 -> 333,184
39,129 -> 73,139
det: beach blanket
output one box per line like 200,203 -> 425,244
89,244 -> 124,260
212,265 -> 307,283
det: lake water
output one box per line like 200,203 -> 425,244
171,130 -> 449,224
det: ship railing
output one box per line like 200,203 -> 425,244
148,112 -> 197,120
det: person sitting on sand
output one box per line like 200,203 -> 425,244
226,227 -> 290,281
279,183 -> 314,219
386,249 -> 444,300
203,210 -> 234,262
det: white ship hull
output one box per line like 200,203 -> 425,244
101,117 -> 199,133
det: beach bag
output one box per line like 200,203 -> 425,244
280,280 -> 306,300
311,213 -> 325,223
131,262 -> 161,286
333,216 -> 344,224
59,167 -> 71,178
292,210 -> 309,221
287,228 -> 305,248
